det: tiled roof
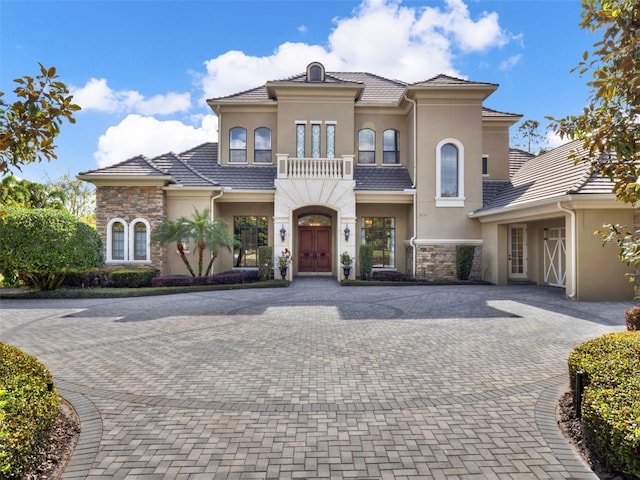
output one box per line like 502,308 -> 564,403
354,166 -> 413,191
78,155 -> 170,178
509,148 -> 535,178
411,74 -> 498,88
483,107 -> 522,119
81,143 -> 412,192
482,179 -> 510,207
477,140 -> 615,213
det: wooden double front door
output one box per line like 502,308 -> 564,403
298,226 -> 332,272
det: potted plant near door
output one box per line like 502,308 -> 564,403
340,251 -> 353,280
278,248 -> 292,279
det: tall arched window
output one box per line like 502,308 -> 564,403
436,138 -> 465,207
358,128 -> 375,164
383,129 -> 399,164
132,221 -> 148,261
107,218 -> 127,261
230,127 -> 247,163
254,127 -> 272,163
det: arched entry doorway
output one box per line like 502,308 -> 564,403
297,214 -> 332,273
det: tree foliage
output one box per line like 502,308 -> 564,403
0,63 -> 81,175
513,119 -> 548,154
0,207 -> 103,290
45,173 -> 95,221
548,0 -> 639,205
0,175 -> 65,210
549,0 -> 640,287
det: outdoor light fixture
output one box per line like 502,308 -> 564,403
344,225 -> 350,242
280,224 -> 286,241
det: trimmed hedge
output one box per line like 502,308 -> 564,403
567,332 -> 640,477
109,268 -> 158,288
0,207 -> 103,290
0,343 -> 59,479
359,245 -> 373,280
152,270 -> 259,287
371,270 -> 411,282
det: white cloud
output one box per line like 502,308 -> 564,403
201,0 -> 513,99
546,130 -> 568,150
93,0 -> 516,168
499,54 -> 522,72
72,78 -> 191,115
95,114 -> 218,167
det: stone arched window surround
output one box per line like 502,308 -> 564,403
129,218 -> 151,262
106,217 -> 151,263
435,138 -> 465,207
106,218 -> 128,262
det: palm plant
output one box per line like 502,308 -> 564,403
152,217 -> 195,277
185,208 -> 233,276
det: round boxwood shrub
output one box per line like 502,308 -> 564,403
0,343 -> 59,479
0,207 -> 103,290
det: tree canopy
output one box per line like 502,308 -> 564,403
548,0 -> 639,205
0,63 -> 81,175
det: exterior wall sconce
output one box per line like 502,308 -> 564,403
280,224 -> 286,242
344,225 -> 350,242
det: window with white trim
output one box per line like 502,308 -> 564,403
230,127 -> 247,163
435,138 -> 465,207
106,218 -> 150,262
254,127 -> 272,163
358,128 -> 375,164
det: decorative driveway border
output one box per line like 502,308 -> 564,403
0,280 -> 632,479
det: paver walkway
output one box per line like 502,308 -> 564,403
0,279 -> 633,479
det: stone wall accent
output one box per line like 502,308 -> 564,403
96,185 -> 166,272
415,244 -> 483,282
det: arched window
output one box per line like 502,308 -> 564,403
254,127 -> 272,163
358,128 -> 375,164
132,220 -> 149,261
306,62 -> 325,82
383,129 -> 399,164
436,139 -> 465,207
107,218 -> 127,261
229,127 -> 247,163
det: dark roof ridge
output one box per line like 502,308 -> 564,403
483,106 -> 522,117
411,73 -> 498,87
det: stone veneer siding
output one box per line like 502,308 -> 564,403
96,186 -> 166,272
414,244 -> 483,282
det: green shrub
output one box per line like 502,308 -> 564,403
0,207 -> 103,290
109,268 -> 158,288
359,245 -> 373,280
567,332 -> 640,477
0,343 -> 59,479
258,246 -> 273,281
63,268 -> 110,288
625,307 -> 640,331
456,245 -> 475,281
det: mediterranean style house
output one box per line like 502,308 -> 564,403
78,61 -> 635,301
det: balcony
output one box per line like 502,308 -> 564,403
277,154 -> 354,180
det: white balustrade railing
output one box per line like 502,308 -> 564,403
277,154 -> 354,180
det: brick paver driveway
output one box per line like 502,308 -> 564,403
0,279 -> 632,479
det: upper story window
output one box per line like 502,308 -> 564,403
230,127 -> 247,163
436,138 -> 465,207
482,155 -> 489,176
383,129 -> 400,164
358,128 -> 375,164
326,123 -> 336,158
254,127 -> 272,163
311,123 -> 321,158
296,122 -> 306,158
306,62 -> 325,82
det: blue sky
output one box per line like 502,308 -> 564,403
1,0 -> 596,183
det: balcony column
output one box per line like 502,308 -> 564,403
277,154 -> 289,179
